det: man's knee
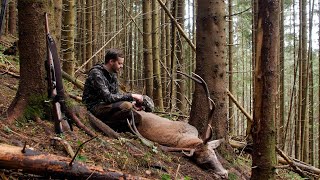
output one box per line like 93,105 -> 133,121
119,101 -> 133,110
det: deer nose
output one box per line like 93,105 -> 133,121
216,170 -> 228,179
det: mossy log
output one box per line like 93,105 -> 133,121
0,143 -> 147,179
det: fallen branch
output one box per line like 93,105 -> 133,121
229,139 -> 320,176
62,71 -> 84,90
226,89 -> 252,122
276,147 -> 306,178
0,68 -> 19,78
0,143 -> 147,179
67,93 -> 82,102
0,62 -> 19,74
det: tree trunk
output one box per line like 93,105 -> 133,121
53,0 -> 62,53
6,0 -> 50,123
279,0 -> 285,150
62,0 -> 76,76
318,0 -> 320,168
152,0 -> 164,110
251,0 -> 279,179
170,0 -> 177,112
8,0 -> 16,35
299,0 -> 308,163
165,0 -> 171,109
189,0 -> 227,140
228,0 -> 234,136
307,0 -> 315,166
91,0 -> 97,65
142,0 -> 153,98
176,0 -> 186,114
160,0 -> 167,108
85,0 -> 92,71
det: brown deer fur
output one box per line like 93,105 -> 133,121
135,111 -> 228,179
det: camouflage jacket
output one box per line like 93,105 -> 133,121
82,64 -> 133,110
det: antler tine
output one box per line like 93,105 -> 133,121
191,72 -> 215,111
176,71 -> 215,110
177,71 -> 202,84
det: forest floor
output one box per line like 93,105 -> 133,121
0,36 -> 303,180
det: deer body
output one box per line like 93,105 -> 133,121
136,111 -> 202,148
135,111 -> 228,179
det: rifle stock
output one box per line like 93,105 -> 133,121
45,13 -> 71,134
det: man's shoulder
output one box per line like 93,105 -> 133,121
87,64 -> 105,76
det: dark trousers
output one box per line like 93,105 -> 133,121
91,101 -> 141,132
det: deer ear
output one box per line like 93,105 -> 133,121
207,138 -> 225,149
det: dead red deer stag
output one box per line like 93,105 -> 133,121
128,72 -> 228,179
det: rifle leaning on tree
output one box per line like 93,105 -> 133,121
45,13 -> 71,134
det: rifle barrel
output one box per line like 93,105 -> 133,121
44,13 -> 50,34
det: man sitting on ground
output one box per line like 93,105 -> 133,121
82,48 -> 153,132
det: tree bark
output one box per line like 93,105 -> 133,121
143,0 -> 153,98
62,0 -> 76,76
6,0 -> 49,124
152,0 -> 164,110
251,0 -> 279,179
176,0 -> 186,113
228,0 -> 234,136
8,0 -> 16,35
189,0 -> 227,140
0,143 -> 146,179
85,0 -> 92,71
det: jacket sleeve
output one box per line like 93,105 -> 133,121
91,69 -> 133,104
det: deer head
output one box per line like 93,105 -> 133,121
190,139 -> 228,179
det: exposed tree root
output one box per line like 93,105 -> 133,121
4,95 -> 26,125
65,108 -> 96,137
87,112 -> 120,139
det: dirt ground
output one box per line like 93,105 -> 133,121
0,36 -> 303,180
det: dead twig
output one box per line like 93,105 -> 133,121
69,136 -> 97,166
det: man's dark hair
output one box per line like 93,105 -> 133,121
104,49 -> 124,63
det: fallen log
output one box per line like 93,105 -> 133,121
229,139 -> 320,176
62,70 -> 84,90
0,143 -> 147,179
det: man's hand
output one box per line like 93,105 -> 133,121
132,93 -> 143,103
132,101 -> 143,111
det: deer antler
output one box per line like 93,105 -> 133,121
127,110 -> 154,147
177,71 -> 215,111
176,71 -> 216,144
